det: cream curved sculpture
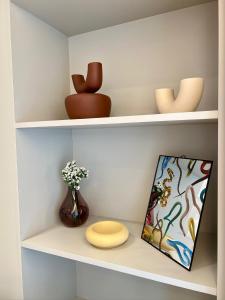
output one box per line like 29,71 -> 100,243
155,77 -> 204,113
85,220 -> 129,249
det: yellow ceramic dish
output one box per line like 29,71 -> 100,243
85,220 -> 129,249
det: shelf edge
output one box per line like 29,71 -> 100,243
21,241 -> 217,296
15,111 -> 218,129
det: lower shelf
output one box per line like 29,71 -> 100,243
21,216 -> 217,296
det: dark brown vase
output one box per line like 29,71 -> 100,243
65,62 -> 111,119
59,189 -> 89,227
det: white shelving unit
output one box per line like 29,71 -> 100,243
1,0 -> 224,300
22,216 -> 217,296
15,110 -> 218,129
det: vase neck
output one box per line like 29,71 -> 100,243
68,188 -> 79,195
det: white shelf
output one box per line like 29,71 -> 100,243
15,111 -> 218,129
21,216 -> 217,296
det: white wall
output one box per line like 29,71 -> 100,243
76,262 -> 215,300
69,2 -> 218,116
73,124 -> 217,233
0,0 -> 23,299
22,250 -> 76,300
16,129 -> 73,240
217,0 -> 225,299
11,4 -> 70,122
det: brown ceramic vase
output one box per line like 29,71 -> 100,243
65,62 -> 111,119
65,93 -> 111,119
72,62 -> 103,93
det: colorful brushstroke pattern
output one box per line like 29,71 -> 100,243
141,156 -> 212,270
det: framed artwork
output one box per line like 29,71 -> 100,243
141,155 -> 213,271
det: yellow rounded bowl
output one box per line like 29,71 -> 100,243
85,220 -> 129,249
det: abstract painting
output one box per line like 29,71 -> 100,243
141,155 -> 212,270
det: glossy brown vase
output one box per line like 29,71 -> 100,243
65,62 -> 111,119
59,189 -> 89,227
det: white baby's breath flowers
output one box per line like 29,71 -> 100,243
62,160 -> 89,190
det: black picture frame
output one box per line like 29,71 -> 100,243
141,155 -> 213,271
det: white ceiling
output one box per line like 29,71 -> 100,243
12,0 -> 215,36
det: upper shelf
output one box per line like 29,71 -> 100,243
22,216 -> 217,296
15,111 -> 218,130
11,0 -> 214,36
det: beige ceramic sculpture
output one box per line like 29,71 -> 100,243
155,77 -> 204,113
86,220 -> 129,249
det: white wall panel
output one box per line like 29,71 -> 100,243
217,0 -> 225,299
76,262 -> 215,300
16,129 -> 73,240
69,2 -> 218,117
11,4 -> 70,122
22,250 -> 76,300
0,0 -> 23,299
73,123 -> 217,233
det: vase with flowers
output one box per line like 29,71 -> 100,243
59,161 -> 89,227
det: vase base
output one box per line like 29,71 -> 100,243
65,93 -> 111,119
